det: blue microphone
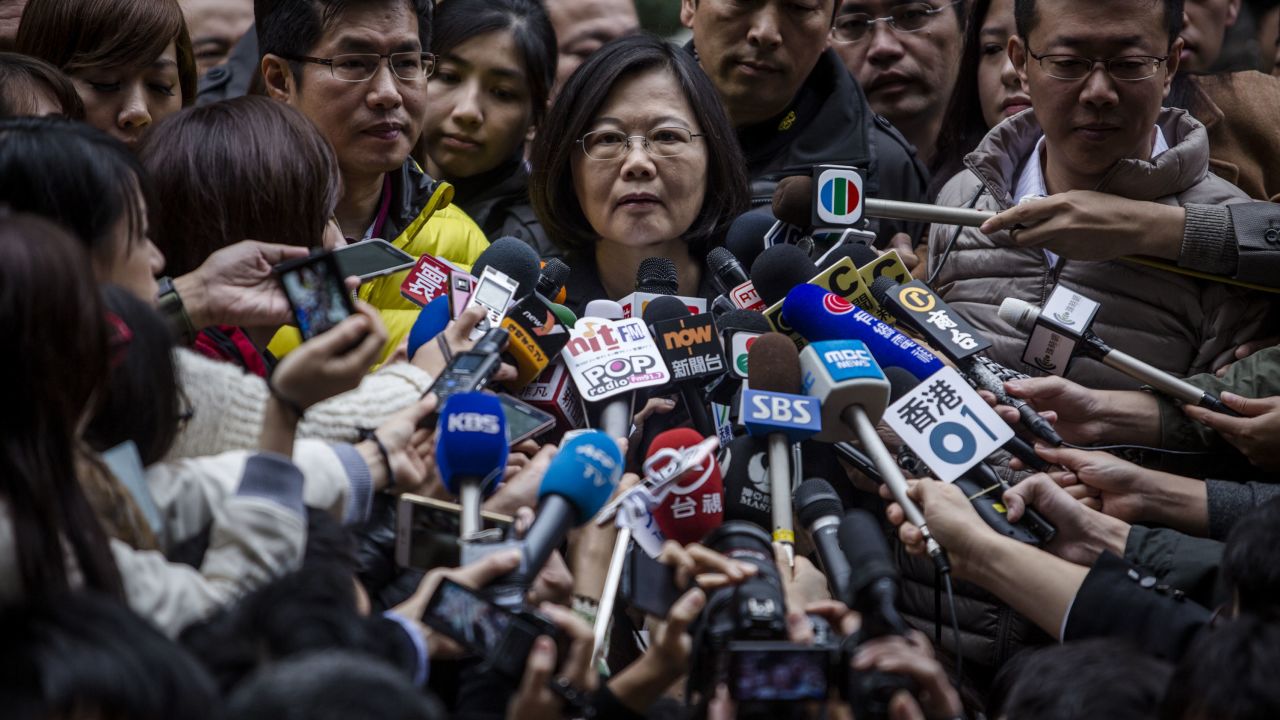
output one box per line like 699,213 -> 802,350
435,392 -> 508,537
407,294 -> 452,359
782,283 -> 942,380
496,430 -> 624,599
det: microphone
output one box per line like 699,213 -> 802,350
649,428 -> 725,545
400,253 -> 457,307
500,293 -> 572,390
517,363 -> 586,438
435,392 -> 508,538
795,478 -> 852,603
818,241 -> 878,271
777,174 -> 996,231
584,299 -> 625,321
797,338 -> 949,572
706,308 -> 770,410
998,298 -> 1239,415
725,208 -> 785,269
721,434 -> 773,530
537,258 -> 570,305
782,285 -> 1052,470
491,430 -> 624,606
870,277 -> 1065,448
406,294 -> 452,359
645,296 -> 723,438
561,309 -> 671,438
742,333 -> 821,562
883,368 -> 1056,547
838,510 -> 910,637
472,236 -> 542,301
707,246 -> 765,312
621,257 -> 706,318
750,242 -> 878,338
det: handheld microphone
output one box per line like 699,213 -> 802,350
798,339 -> 949,572
436,392 -> 508,537
406,294 -> 452,359
750,243 -> 878,338
706,308 -> 770,410
561,312 -> 671,438
707,246 -> 764,311
621,257 -> 706,318
649,428 -> 725,545
725,208 -> 785,269
838,510 -> 910,637
500,293 -> 572,390
584,299 -> 625,321
882,368 -> 1055,547
870,277 -> 1065,449
537,257 -> 570,305
778,174 -> 996,230
742,333 -> 821,562
490,430 -> 624,607
818,242 -> 878,271
645,296 -> 723,438
999,298 -> 1239,415
795,478 -> 853,602
472,236 -> 542,301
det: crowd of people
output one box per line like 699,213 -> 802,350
1,0 -> 1279,717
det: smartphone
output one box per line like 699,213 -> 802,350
621,543 -> 681,618
497,394 -> 555,444
276,251 -> 354,339
394,494 -> 513,570
727,641 -> 833,702
422,577 -> 564,678
333,239 -> 415,281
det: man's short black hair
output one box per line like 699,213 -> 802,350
1014,0 -> 1185,46
1222,498 -> 1280,620
991,639 -> 1173,720
255,0 -> 434,67
1159,617 -> 1280,720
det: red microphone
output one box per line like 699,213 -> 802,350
646,428 -> 724,545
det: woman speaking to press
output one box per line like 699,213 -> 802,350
528,34 -> 749,314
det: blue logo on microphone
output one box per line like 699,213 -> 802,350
812,340 -> 884,383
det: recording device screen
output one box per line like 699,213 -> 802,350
334,239 -> 414,279
423,578 -> 513,656
278,254 -> 353,339
728,644 -> 830,702
474,279 -> 514,310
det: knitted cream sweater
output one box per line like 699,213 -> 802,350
169,348 -> 433,461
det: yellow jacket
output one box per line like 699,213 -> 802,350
270,161 -> 489,362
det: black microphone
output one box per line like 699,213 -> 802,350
472,236 -> 542,300
838,509 -> 910,638
637,256 -> 679,295
869,275 -> 1064,448
706,246 -> 751,297
750,244 -> 818,307
537,257 -> 570,300
725,209 -> 783,269
795,478 -> 853,603
818,241 -> 879,271
643,295 -> 719,438
883,367 -> 1057,547
707,308 -> 770,407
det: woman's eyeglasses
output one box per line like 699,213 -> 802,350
577,127 -> 705,161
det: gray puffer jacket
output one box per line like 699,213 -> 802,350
926,108 -> 1273,389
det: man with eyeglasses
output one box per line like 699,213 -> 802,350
679,0 -> 930,249
925,0 -> 1274,392
257,0 -> 489,361
831,0 -> 966,168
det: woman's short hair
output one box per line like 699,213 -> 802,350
528,34 -> 749,260
139,97 -> 341,277
15,0 -> 197,107
0,117 -> 149,264
432,0 -> 557,127
0,51 -> 85,119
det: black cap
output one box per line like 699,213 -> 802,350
472,237 -> 541,299
750,244 -> 818,307
636,257 -> 679,295
795,478 -> 843,528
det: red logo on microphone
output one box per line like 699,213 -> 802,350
823,293 -> 854,315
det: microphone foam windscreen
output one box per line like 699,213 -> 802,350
538,258 -> 570,296
718,309 -> 771,334
647,428 -> 724,545
539,430 -> 624,522
583,299 -> 625,320
750,243 -> 818,306
636,257 -> 679,295
472,236 -> 541,299
838,509 -> 899,593
725,210 -> 779,268
820,243 -> 879,271
435,392 -> 509,495
771,175 -> 813,228
406,294 -> 453,359
794,478 -> 843,528
884,366 -> 921,404
747,332 -> 802,394
643,294 -> 692,323
869,275 -> 900,307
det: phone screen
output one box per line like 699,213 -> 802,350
398,497 -> 513,570
424,579 -> 513,655
498,395 -> 555,444
280,256 -> 352,339
335,240 -> 414,279
728,645 -> 830,702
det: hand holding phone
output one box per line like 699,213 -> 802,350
276,251 -> 355,340
269,304 -> 386,411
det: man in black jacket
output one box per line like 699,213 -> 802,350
679,0 -> 930,247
